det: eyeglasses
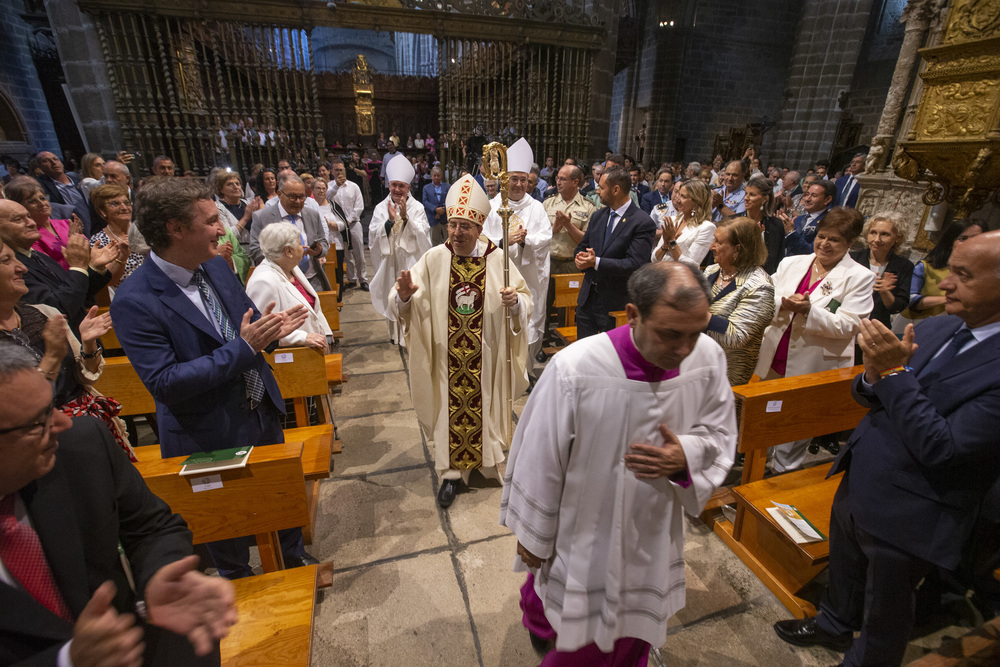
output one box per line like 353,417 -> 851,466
281,192 -> 307,202
22,196 -> 48,207
106,200 -> 132,210
446,221 -> 478,233
0,401 -> 56,437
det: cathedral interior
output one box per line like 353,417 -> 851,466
3,0 -> 1000,665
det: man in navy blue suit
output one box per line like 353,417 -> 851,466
34,151 -> 92,235
834,153 -> 866,209
112,178 -> 317,579
781,179 -> 836,256
640,167 -> 673,214
775,231 -> 1000,666
422,166 -> 450,246
573,166 -> 656,339
628,165 -> 649,201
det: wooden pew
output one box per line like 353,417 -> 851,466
712,366 -> 870,618
222,564 -> 318,667
93,356 -> 156,416
136,441 -> 311,572
552,273 -> 583,344
316,290 -> 342,338
610,310 -> 627,327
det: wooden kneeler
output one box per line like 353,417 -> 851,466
712,366 -> 869,618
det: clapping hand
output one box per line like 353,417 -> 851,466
553,210 -> 570,233
64,234 -> 93,270
395,269 -> 418,302
79,306 -> 112,345
857,318 -> 917,384
780,293 -> 811,315
69,213 -> 85,236
70,581 -> 145,667
90,239 -> 121,270
875,272 -> 897,295
42,313 -> 69,360
574,248 -> 596,270
240,302 -> 307,352
145,555 -> 238,656
776,210 -> 794,234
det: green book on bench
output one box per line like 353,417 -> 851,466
180,447 -> 253,476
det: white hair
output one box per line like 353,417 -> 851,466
257,221 -> 302,263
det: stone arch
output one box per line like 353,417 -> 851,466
0,88 -> 27,143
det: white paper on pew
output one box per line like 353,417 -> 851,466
189,474 -> 223,492
766,400 -> 782,413
569,281 -> 579,288
274,353 -> 294,363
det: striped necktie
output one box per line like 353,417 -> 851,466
191,269 -> 266,407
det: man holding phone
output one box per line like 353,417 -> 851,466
250,172 -> 331,292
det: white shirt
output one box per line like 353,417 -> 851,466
327,180 -> 364,224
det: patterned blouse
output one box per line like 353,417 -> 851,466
703,265 -> 775,386
91,228 -> 145,287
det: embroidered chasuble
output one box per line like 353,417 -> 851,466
501,325 -> 736,653
388,237 -> 533,476
447,250 -> 489,469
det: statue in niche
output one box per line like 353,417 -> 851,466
353,55 -> 375,137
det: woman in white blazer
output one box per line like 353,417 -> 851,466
753,207 -> 875,472
653,178 -> 716,268
246,221 -> 334,350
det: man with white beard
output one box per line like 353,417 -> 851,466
369,154 -> 432,344
483,138 -> 552,386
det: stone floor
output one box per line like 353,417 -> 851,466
298,252 -> 978,666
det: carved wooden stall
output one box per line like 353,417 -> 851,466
77,0 -> 607,177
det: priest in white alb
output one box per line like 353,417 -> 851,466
483,137 -> 552,383
389,175 -> 532,508
370,154 -> 432,344
500,262 -> 736,665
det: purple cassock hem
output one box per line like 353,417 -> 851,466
520,573 -> 651,667
605,326 -> 692,489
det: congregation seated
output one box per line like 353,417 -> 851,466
246,222 -> 333,351
89,184 -> 146,292
702,217 -> 775,386
753,207 -> 875,473
0,198 -> 117,334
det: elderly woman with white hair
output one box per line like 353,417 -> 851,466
245,222 -> 333,350
849,211 -> 914,329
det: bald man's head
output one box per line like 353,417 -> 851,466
939,230 -> 1000,328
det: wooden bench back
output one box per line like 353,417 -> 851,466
93,356 -> 156,416
96,307 -> 122,352
733,365 -> 868,453
552,273 -> 584,308
265,346 -> 329,399
135,441 -> 310,543
316,290 -> 340,332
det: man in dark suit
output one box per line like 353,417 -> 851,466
774,231 -> 1000,666
0,200 -> 116,333
112,178 -> 316,578
628,165 -> 649,202
250,173 -> 331,293
782,179 -> 836,256
573,166 -> 656,339
835,153 -> 866,209
641,167 -> 673,214
34,151 -> 92,234
0,345 -> 236,666
422,166 -> 450,246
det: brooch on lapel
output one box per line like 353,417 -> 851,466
820,281 -> 833,296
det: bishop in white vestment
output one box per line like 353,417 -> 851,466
482,138 -> 552,378
370,154 -> 432,344
389,175 -> 533,508
500,262 -> 736,664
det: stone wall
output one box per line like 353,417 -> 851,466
0,0 -> 60,159
45,0 -> 122,156
764,0 -> 876,170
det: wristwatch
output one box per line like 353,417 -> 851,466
668,240 -> 677,249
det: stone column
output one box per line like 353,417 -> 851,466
864,0 -> 947,174
44,0 -> 122,154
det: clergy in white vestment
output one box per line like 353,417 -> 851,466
482,138 -> 552,382
370,154 -> 432,344
389,174 -> 533,508
500,262 -> 736,664
327,160 -> 367,289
